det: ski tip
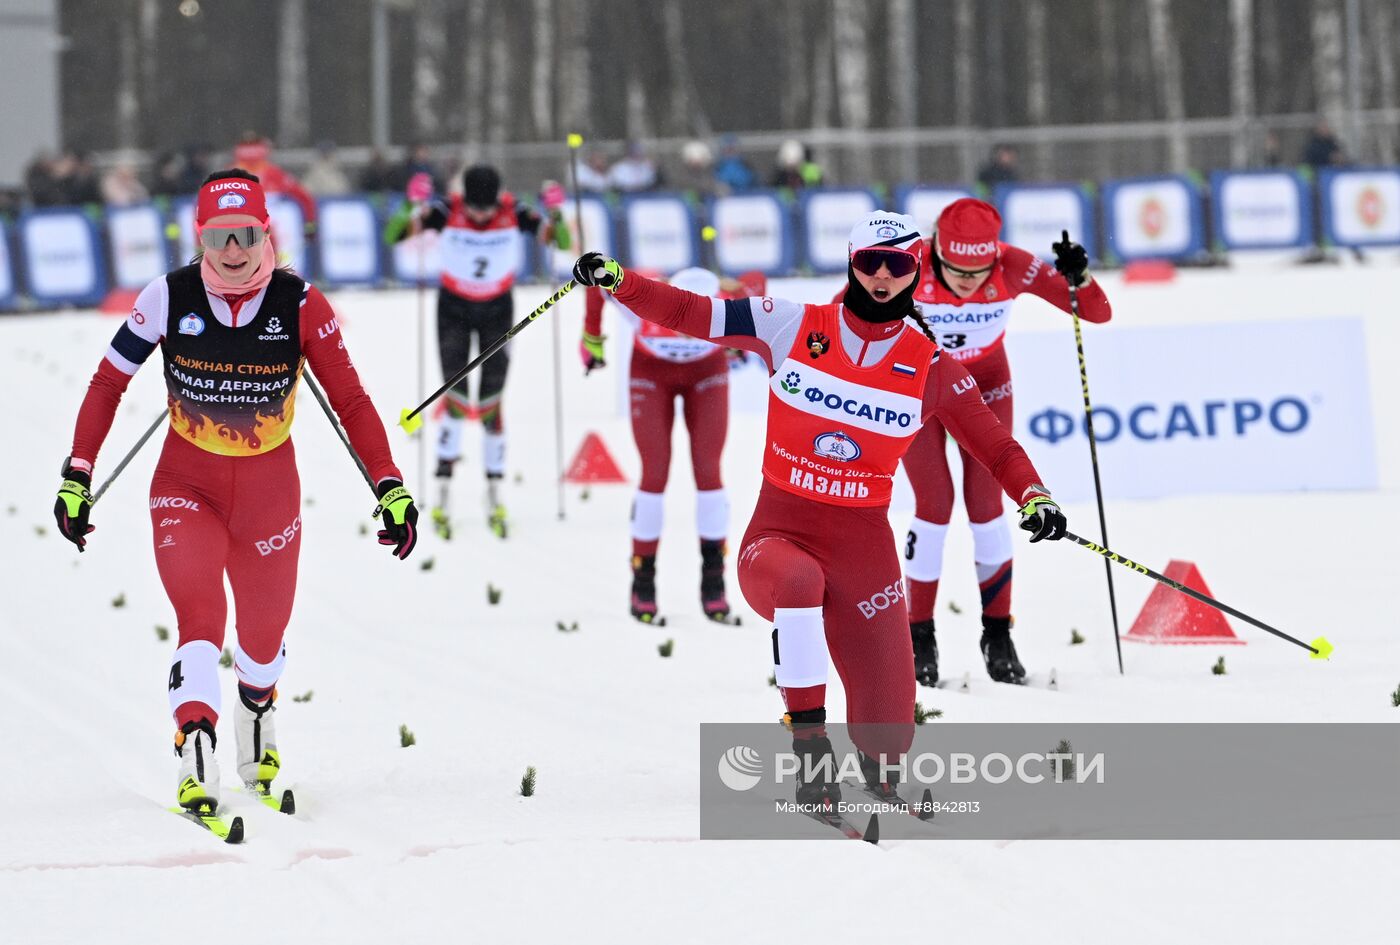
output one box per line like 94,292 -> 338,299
918,788 -> 936,821
398,408 -> 423,435
279,790 -> 296,816
225,816 -> 245,844
863,813 -> 880,845
1309,636 -> 1334,660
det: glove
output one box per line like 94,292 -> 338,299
373,479 -> 419,560
1018,494 -> 1067,543
1052,230 -> 1090,287
572,252 -> 624,292
580,332 -> 606,374
54,463 -> 95,552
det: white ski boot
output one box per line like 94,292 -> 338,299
175,720 -> 220,811
235,689 -> 281,792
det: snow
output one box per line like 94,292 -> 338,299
3,263 -> 1396,943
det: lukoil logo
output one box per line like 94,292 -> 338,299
1029,396 -> 1311,445
718,746 -> 764,791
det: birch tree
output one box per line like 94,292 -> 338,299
1368,0 -> 1397,162
487,4 -> 512,161
1026,0 -> 1050,178
1229,0 -> 1254,166
1311,0 -> 1346,140
277,0 -> 310,147
464,0 -> 488,147
888,0 -> 917,181
832,0 -> 871,182
556,0 -> 591,139
116,2 -> 139,150
411,0 -> 446,143
662,0 -> 711,138
532,0 -> 555,139
1146,0 -> 1188,172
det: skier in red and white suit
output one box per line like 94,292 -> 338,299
581,268 -> 767,624
571,212 -> 1068,805
52,170 -> 418,813
900,198 -> 1110,685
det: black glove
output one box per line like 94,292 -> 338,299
373,479 -> 419,560
1052,230 -> 1089,287
571,252 -> 624,291
1017,495 -> 1067,543
54,463 -> 95,552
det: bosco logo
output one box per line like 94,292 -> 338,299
216,193 -> 247,210
857,581 -> 906,619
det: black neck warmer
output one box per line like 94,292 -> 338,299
843,263 -> 920,323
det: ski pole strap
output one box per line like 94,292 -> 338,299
372,486 -> 411,521
1063,531 -> 1331,658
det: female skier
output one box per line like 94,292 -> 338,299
580,268 -> 766,625
570,211 -> 1066,807
900,198 -> 1110,686
54,170 -> 419,818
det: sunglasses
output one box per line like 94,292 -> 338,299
851,247 -> 919,278
198,224 -> 268,251
939,257 -> 994,279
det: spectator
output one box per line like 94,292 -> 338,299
392,143 -> 443,195
713,134 -> 756,194
608,140 -> 659,193
233,132 -> 317,227
63,151 -> 103,205
101,164 -> 150,206
675,139 -> 716,200
977,143 -> 1019,191
359,149 -> 397,194
24,152 -> 62,206
150,150 -> 184,197
175,144 -> 213,193
575,148 -> 611,193
770,139 -> 823,190
1259,130 -> 1283,168
303,141 -> 352,196
1301,119 -> 1344,169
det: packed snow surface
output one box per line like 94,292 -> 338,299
3,261 -> 1396,943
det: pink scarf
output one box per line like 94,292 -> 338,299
201,238 -> 277,298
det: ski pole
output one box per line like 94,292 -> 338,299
1062,240 -> 1124,675
556,132 -> 592,520
1062,530 -> 1333,659
398,279 -> 578,434
303,371 -> 375,494
90,410 -> 167,506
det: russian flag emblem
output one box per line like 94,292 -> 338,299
891,362 -> 916,377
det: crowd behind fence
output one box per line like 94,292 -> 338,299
1,163 -> 1397,312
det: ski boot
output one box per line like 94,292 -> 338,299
175,719 -> 220,812
980,615 -> 1026,684
858,749 -> 901,801
911,619 -> 939,687
786,710 -> 841,810
431,459 -> 454,540
699,539 -> 732,623
630,554 -> 660,624
235,688 -> 280,793
486,475 -> 508,539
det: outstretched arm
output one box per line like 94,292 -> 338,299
609,269 -> 804,374
299,285 -> 402,487
922,353 -> 1049,505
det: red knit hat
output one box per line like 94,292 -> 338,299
196,176 -> 268,226
936,198 -> 1002,270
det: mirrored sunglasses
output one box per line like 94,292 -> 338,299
851,247 -> 919,278
198,224 -> 267,251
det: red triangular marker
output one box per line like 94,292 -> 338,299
564,432 -> 627,484
1125,559 -> 1243,645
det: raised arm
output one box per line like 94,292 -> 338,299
1003,243 -> 1112,323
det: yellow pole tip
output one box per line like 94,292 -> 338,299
567,133 -> 584,149
701,225 -> 717,242
398,408 -> 423,435
1309,636 -> 1334,660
